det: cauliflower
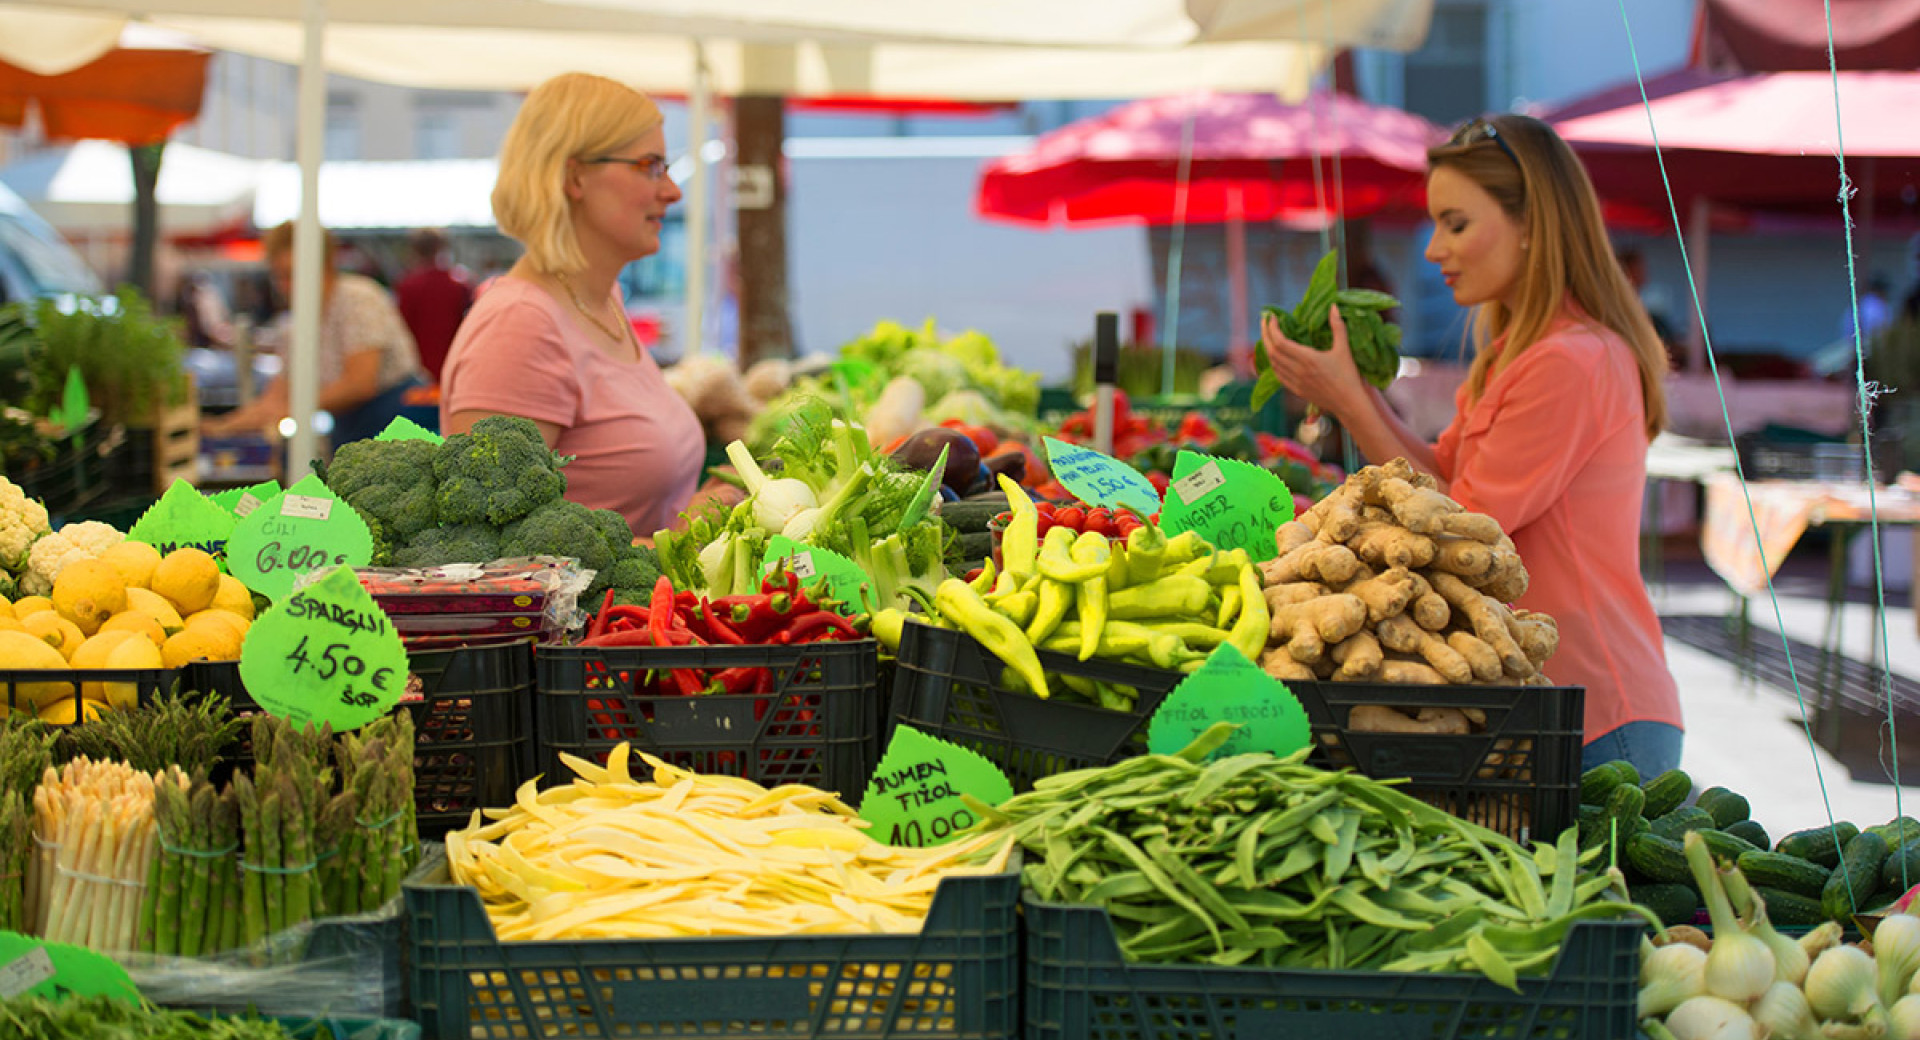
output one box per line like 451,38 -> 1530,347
19,520 -> 125,596
0,475 -> 51,574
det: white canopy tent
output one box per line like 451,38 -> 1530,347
1,0 -> 1433,475
0,139 -> 258,237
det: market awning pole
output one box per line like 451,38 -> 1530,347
1684,196 -> 1711,375
1225,187 -> 1250,378
684,38 -> 709,356
287,0 -> 325,478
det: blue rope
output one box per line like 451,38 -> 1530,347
1613,0 -> 1857,904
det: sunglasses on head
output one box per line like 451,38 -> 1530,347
1450,118 -> 1521,168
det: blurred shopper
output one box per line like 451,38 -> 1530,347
1616,246 -> 1680,363
1261,113 -> 1681,777
1840,273 -> 1894,342
204,221 -> 425,446
438,72 -> 707,538
396,227 -> 473,383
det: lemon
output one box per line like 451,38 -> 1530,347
0,629 -> 72,713
210,575 -> 256,621
20,611 -> 86,660
11,596 -> 53,620
125,587 -> 187,634
98,610 -> 167,649
69,630 -> 151,706
186,609 -> 251,642
37,698 -> 109,724
51,558 -> 129,636
163,625 -> 242,668
0,616 -> 22,634
151,548 -> 221,615
98,541 -> 163,589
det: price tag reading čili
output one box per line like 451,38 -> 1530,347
128,479 -> 237,566
239,564 -> 407,732
1145,643 -> 1312,761
761,534 -> 870,613
1158,450 -> 1296,563
858,725 -> 1013,848
1041,437 -> 1162,516
226,474 -> 373,601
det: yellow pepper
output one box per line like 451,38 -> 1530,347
935,577 -> 1049,698
1024,578 -> 1073,644
1216,582 -> 1242,629
1227,559 -> 1271,662
1106,574 -> 1212,621
1039,526 -> 1110,584
997,474 -> 1039,575
995,589 -> 1039,627
1071,532 -> 1110,661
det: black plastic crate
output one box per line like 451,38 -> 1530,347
0,668 -> 174,720
889,622 -> 1584,841
536,640 -> 883,800
181,641 -> 537,838
1022,895 -> 1641,1040
404,858 -> 1019,1040
9,420 -> 126,521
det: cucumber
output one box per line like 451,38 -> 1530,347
1822,830 -> 1891,923
1626,832 -> 1693,884
1869,817 -> 1920,849
1723,819 -> 1770,851
1880,840 -> 1920,895
1776,822 -> 1861,867
1737,850 -> 1832,899
1577,803 -> 1608,847
939,497 -> 1008,534
1640,769 -> 1693,819
1610,760 -> 1642,786
1757,887 -> 1830,928
1631,882 -> 1702,927
1694,786 -> 1751,829
1699,829 -> 1761,864
1649,806 -> 1716,842
1605,783 -> 1646,829
1580,761 -> 1629,805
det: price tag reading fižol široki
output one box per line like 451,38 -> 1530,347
1145,643 -> 1312,762
857,725 -> 1014,848
226,473 -> 373,601
1158,450 -> 1296,564
128,479 -> 238,567
1041,437 -> 1162,517
761,535 -> 870,614
239,564 -> 408,733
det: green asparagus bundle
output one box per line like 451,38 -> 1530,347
135,769 -> 243,959
326,711 -> 417,915
58,690 -> 243,777
0,718 -> 53,934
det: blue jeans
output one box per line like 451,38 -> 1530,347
331,375 -> 425,447
1583,721 -> 1684,779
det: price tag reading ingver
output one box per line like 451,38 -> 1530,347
1158,450 -> 1297,563
226,474 -> 373,601
239,564 -> 408,733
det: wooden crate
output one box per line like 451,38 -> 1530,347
151,393 -> 200,492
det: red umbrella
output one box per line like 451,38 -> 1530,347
976,90 -> 1443,228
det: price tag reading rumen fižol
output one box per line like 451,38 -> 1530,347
857,726 -> 1013,848
239,565 -> 408,733
226,474 -> 372,601
1158,450 -> 1296,563
1041,437 -> 1162,516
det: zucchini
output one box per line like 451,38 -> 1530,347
1631,882 -> 1702,927
1723,819 -> 1770,850
1757,887 -> 1830,928
1648,806 -> 1716,842
1880,840 -> 1920,895
1626,832 -> 1693,884
1776,822 -> 1861,867
938,497 -> 1008,534
1822,830 -> 1891,923
1640,768 -> 1693,819
1737,850 -> 1832,899
1580,761 -> 1628,805
1694,786 -> 1751,829
1699,829 -> 1761,864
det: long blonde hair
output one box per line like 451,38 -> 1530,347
1429,113 -> 1668,439
492,73 -> 663,276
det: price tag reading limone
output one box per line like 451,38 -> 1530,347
761,535 -> 870,613
239,564 -> 407,733
858,725 -> 1013,847
1041,437 -> 1162,517
227,474 -> 372,601
1158,450 -> 1296,563
1145,643 -> 1312,762
129,479 -> 237,567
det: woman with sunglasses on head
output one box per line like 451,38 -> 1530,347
439,72 -> 706,540
1260,113 -> 1681,778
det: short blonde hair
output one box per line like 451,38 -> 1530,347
262,220 -> 339,263
492,73 -> 664,276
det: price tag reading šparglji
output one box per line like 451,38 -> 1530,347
1145,643 -> 1312,762
761,535 -> 871,614
226,474 -> 372,601
239,564 -> 407,732
129,479 -> 238,567
857,725 -> 1013,847
1041,437 -> 1162,517
1158,450 -> 1296,564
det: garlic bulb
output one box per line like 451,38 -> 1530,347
1684,833 -> 1775,1003
1723,865 -> 1811,986
1751,980 -> 1822,1040
1665,995 -> 1763,1040
1880,914 -> 1920,1009
1804,921 -> 1847,962
1640,942 -> 1708,1019
1807,945 -> 1883,1023
1889,993 -> 1920,1040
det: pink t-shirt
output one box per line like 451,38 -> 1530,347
439,277 -> 704,537
1434,307 -> 1681,742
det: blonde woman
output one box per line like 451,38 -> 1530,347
1261,113 -> 1681,777
440,73 -> 704,538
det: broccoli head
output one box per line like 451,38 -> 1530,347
433,415 -> 567,526
589,508 -> 637,552
497,498 -> 616,578
392,523 -> 502,568
325,438 -> 439,542
600,545 -> 664,598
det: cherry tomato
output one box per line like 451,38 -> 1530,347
1036,501 -> 1057,517
1050,505 -> 1082,531
1035,516 -> 1055,536
994,511 -> 1012,525
1084,508 -> 1115,536
1116,517 -> 1142,539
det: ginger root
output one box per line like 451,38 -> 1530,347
1405,572 -> 1452,631
1266,540 -> 1362,586
1430,535 -> 1495,579
1269,593 -> 1367,664
1367,477 -> 1461,535
1263,581 -> 1330,610
1260,648 -> 1317,682
1304,479 -> 1367,543
1378,657 -> 1447,684
1330,630 -> 1383,680
1447,631 -> 1504,683
1349,522 -> 1437,570
1439,511 -> 1505,545
1377,615 -> 1474,684
1428,571 -> 1532,678
1508,610 -> 1559,667
1348,704 -> 1470,734
1274,520 -> 1316,557
1342,567 -> 1417,623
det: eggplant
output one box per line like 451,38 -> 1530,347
892,428 -> 982,495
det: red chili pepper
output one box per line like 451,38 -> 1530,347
579,628 -> 663,647
735,592 -> 794,642
648,576 -> 675,642
784,610 -> 861,642
589,588 -> 617,639
707,666 -> 767,694
700,601 -> 747,645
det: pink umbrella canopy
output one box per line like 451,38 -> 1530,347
976,90 -> 1444,227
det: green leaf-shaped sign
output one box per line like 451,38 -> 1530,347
1145,643 -> 1312,762
129,479 -> 238,568
238,565 -> 407,733
0,933 -> 139,1003
762,534 -> 870,614
1159,450 -> 1295,563
1042,436 -> 1161,516
226,474 -> 372,600
375,415 -> 443,445
858,725 -> 1014,847
208,479 -> 283,519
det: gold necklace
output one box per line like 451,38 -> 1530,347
561,278 -> 633,352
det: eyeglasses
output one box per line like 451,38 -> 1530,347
582,153 -> 671,180
1450,118 -> 1521,169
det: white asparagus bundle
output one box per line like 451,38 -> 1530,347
30,758 -> 172,952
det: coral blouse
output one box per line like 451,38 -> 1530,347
1434,306 -> 1682,742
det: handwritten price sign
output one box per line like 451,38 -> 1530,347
226,474 -> 372,601
1041,437 -> 1162,516
1145,643 -> 1312,761
129,479 -> 238,567
1158,450 -> 1296,563
239,565 -> 407,732
858,725 -> 1013,847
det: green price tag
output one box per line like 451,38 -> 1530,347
1145,643 -> 1312,762
226,474 -> 373,601
129,479 -> 237,567
239,564 -> 408,732
858,725 -> 1014,847
1159,450 -> 1296,563
762,535 -> 870,614
0,933 -> 140,1003
209,480 -> 283,519
1041,437 -> 1162,516
375,416 -> 443,444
